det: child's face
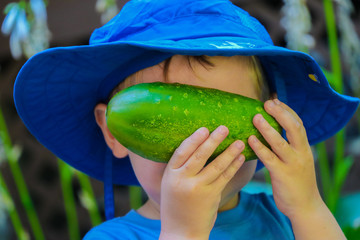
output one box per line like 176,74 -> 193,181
124,55 -> 260,211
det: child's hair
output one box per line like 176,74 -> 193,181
107,55 -> 269,103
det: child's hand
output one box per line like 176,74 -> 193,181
248,99 -> 322,218
159,126 -> 245,240
249,99 -> 347,239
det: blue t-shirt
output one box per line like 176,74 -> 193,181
84,192 -> 294,239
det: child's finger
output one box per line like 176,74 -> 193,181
169,127 -> 209,169
180,125 -> 230,175
212,154 -> 245,190
248,135 -> 284,172
264,100 -> 308,151
198,140 -> 245,184
273,99 -> 303,125
252,113 -> 293,162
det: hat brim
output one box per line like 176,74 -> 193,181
14,37 -> 360,185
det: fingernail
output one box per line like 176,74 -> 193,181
238,154 -> 245,162
235,140 -> 244,150
217,125 -> 228,135
196,127 -> 208,137
274,99 -> 281,105
249,135 -> 259,143
267,100 -> 275,108
256,114 -> 265,123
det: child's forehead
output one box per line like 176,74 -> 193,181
130,55 -> 253,83
106,54 -> 263,103
136,62 -> 167,83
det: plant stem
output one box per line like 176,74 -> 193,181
316,142 -> 333,208
0,108 -> 44,240
76,171 -> 102,226
323,0 -> 343,94
58,160 -> 80,240
0,173 -> 29,240
323,0 -> 346,214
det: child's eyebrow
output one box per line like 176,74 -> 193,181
163,56 -> 215,82
106,56 -> 213,103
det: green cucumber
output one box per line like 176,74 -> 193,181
106,82 -> 281,163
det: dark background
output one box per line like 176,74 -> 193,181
0,0 -> 359,239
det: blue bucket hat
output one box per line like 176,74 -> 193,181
14,0 -> 359,188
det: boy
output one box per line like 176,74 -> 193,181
13,0 -> 359,239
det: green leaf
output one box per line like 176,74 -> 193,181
321,67 -> 338,89
343,225 -> 360,240
18,1 -> 28,10
334,156 -> 354,192
316,142 -> 332,205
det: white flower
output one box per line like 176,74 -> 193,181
1,4 -> 20,35
1,0 -> 51,59
281,0 -> 315,52
96,0 -> 119,25
2,4 -> 29,59
96,0 -> 108,13
23,19 -> 51,59
336,0 -> 360,94
30,0 -> 47,22
14,9 -> 30,41
9,27 -> 23,59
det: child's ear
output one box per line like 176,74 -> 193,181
94,103 -> 128,158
